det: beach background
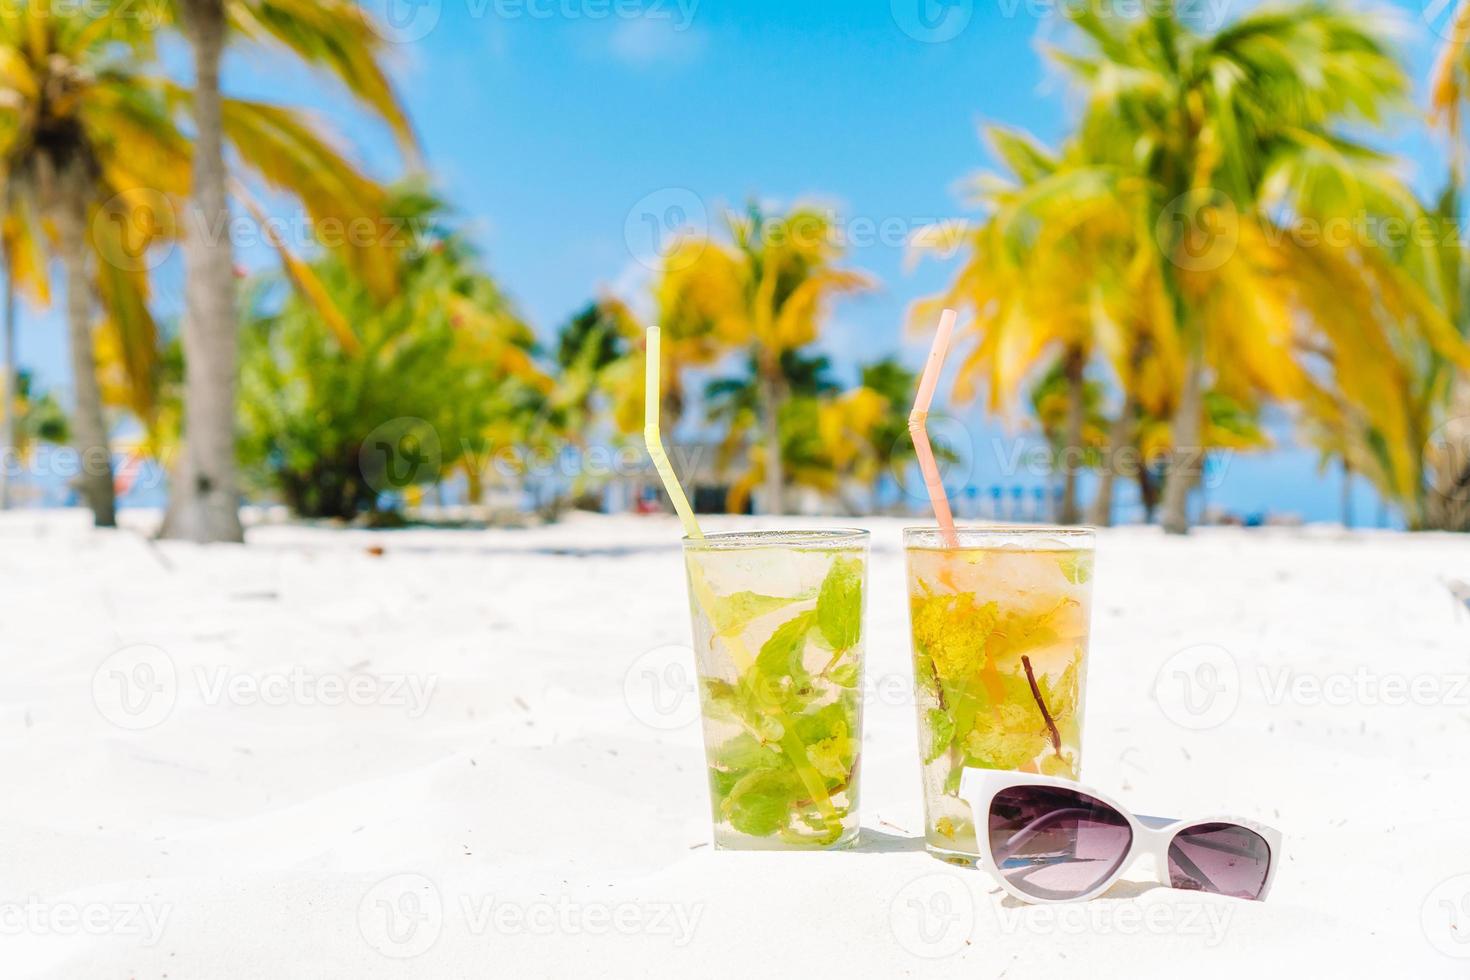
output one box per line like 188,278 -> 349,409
3,509 -> 1468,976
2,0 -> 1470,976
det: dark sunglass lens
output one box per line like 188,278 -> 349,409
988,786 -> 1133,901
1167,823 -> 1271,900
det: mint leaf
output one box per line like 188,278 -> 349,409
722,769 -> 801,837
710,590 -> 810,636
807,721 -> 855,783
816,556 -> 863,651
754,610 -> 816,685
793,700 -> 850,746
922,708 -> 955,764
828,661 -> 860,688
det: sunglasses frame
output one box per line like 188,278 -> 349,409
957,769 -> 1283,905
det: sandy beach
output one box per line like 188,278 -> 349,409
2,509 -> 1468,978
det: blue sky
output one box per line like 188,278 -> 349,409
15,0 -> 1456,521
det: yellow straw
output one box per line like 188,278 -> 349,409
644,326 -> 704,539
646,326 -> 837,822
908,308 -> 959,548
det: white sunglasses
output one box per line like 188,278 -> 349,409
957,769 -> 1283,905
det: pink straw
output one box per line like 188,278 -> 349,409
908,308 -> 959,548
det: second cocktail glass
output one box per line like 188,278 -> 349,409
904,526 -> 1096,861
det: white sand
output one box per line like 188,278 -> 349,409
1,509 -> 1468,978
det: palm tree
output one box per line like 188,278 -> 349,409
0,238 -> 15,509
0,6 -> 191,526
1053,2 -> 1411,532
657,204 -> 872,513
915,127 -> 1171,525
1293,186 -> 1470,529
158,0 -> 416,542
236,184 -> 543,520
1424,20 -> 1470,530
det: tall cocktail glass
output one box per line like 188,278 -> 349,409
684,529 -> 869,850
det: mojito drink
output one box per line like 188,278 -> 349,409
684,530 -> 868,849
904,527 -> 1095,859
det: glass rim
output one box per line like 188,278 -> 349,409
903,524 -> 1096,548
681,527 -> 870,550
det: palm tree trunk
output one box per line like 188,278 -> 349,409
758,352 -> 784,515
1087,397 -> 1133,527
165,0 -> 243,543
1161,344 -> 1204,535
1059,347 -> 1085,525
0,247 -> 15,510
56,174 -> 116,528
1428,378 -> 1470,531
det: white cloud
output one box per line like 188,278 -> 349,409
606,16 -> 708,69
